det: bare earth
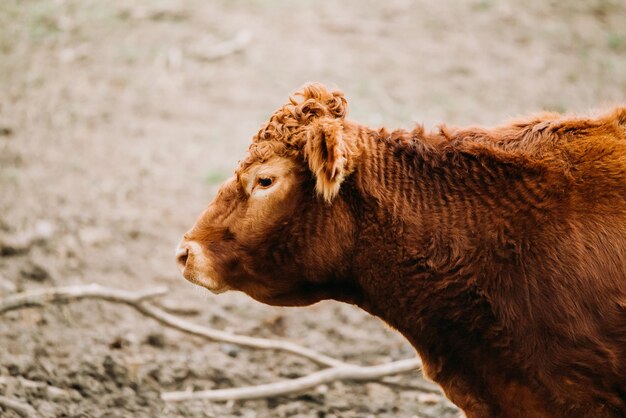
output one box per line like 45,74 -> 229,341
1,0 -> 625,417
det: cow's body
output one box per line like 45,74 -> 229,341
344,117 -> 626,417
177,84 -> 626,417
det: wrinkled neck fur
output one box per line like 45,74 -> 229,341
350,125 -> 475,266
343,123 -> 555,331
350,123 -> 555,257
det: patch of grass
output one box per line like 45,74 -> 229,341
30,13 -> 62,39
0,0 -> 121,43
448,65 -> 473,76
607,32 -> 626,51
471,0 -> 493,12
566,71 -> 578,83
0,167 -> 20,183
205,171 -> 229,185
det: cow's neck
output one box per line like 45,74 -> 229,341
340,123 -> 548,401
343,124 -> 470,310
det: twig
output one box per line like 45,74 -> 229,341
0,284 -> 347,367
0,376 -> 69,399
135,303 -> 348,368
161,357 -> 423,402
0,284 -> 427,403
0,283 -> 167,314
0,395 -> 40,418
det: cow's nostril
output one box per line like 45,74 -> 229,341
176,246 -> 189,272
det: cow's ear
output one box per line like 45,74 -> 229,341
304,117 -> 351,203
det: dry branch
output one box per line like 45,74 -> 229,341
0,395 -> 40,418
0,283 -> 167,314
135,302 -> 348,368
161,357 -> 423,402
0,284 -> 348,367
0,284 -> 427,404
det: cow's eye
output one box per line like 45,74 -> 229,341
257,177 -> 273,188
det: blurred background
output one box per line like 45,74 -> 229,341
0,0 -> 625,417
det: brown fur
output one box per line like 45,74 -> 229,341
177,83 -> 626,417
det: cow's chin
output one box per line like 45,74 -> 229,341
202,283 -> 231,295
245,287 -> 327,307
184,272 -> 231,294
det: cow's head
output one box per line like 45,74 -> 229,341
176,83 -> 360,306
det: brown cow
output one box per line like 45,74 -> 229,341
176,83 -> 626,417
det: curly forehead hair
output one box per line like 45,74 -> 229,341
238,83 -> 348,172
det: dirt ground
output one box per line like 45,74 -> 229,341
0,0 -> 625,417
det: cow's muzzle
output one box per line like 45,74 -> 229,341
175,238 -> 230,294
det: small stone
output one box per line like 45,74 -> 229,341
0,126 -> 13,136
0,233 -> 32,256
20,261 -> 51,282
220,343 -> 240,358
109,336 -> 130,350
0,274 -> 16,293
316,384 -> 329,394
144,332 -> 166,348
33,220 -> 55,241
78,227 -> 111,246
366,382 -> 396,410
